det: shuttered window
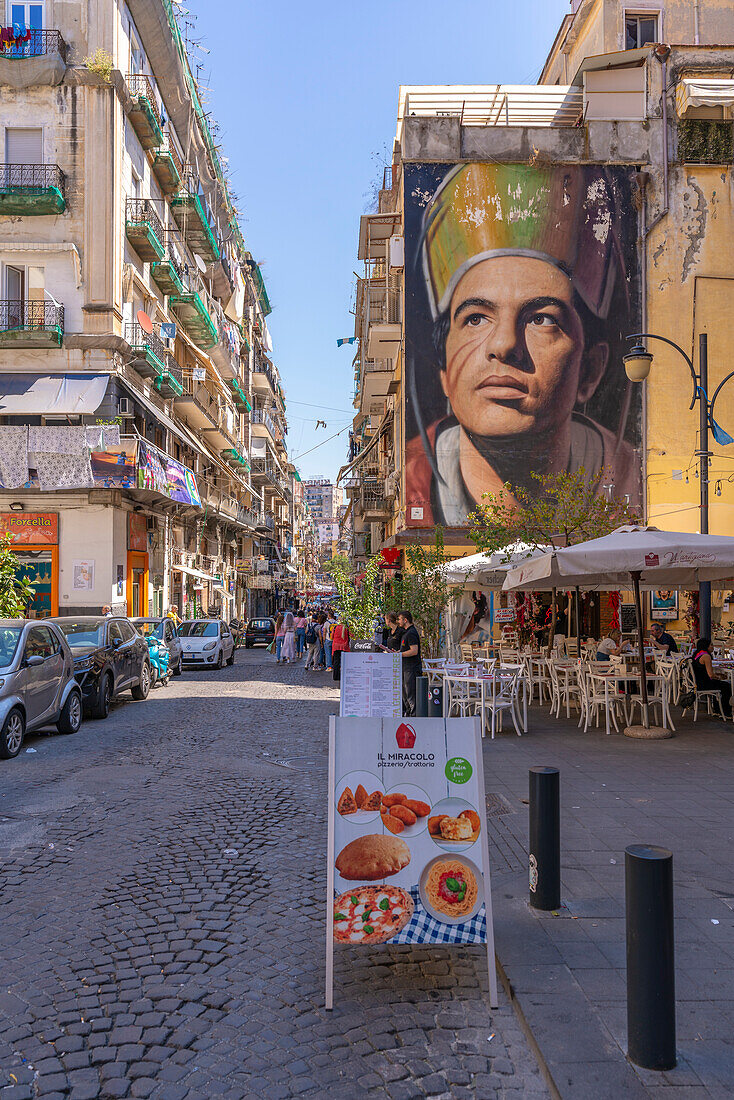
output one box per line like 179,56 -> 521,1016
5,128 -> 43,165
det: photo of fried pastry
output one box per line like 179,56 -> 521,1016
336,772 -> 384,823
427,798 -> 482,852
379,784 -> 432,838
333,886 -> 414,944
335,834 -> 411,882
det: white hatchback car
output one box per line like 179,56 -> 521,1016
179,619 -> 235,669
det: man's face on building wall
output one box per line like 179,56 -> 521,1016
441,256 -> 608,442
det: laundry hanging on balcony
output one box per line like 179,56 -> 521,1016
34,452 -> 94,492
0,425 -> 29,489
28,425 -> 88,455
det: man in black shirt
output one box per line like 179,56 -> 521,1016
398,610 -> 422,717
649,622 -> 679,654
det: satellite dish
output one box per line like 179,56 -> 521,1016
137,310 -> 154,334
194,254 -> 207,274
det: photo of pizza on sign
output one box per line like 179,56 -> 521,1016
327,718 -> 494,956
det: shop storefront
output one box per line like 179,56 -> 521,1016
127,513 -> 149,618
1,512 -> 59,617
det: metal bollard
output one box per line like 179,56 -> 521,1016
428,683 -> 443,718
625,845 -> 676,1070
528,767 -> 560,910
415,676 -> 429,717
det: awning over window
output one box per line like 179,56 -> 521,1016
172,563 -> 218,583
213,584 -> 234,602
0,374 -> 108,415
676,78 -> 734,115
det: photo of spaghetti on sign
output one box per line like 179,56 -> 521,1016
326,716 -> 497,1009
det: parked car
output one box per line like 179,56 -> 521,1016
179,619 -> 235,668
0,620 -> 83,759
244,617 -> 276,648
132,617 -> 183,677
50,616 -> 151,719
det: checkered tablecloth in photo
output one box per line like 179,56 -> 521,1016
392,886 -> 487,945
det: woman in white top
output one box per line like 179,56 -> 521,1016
281,611 -> 296,663
596,629 -> 631,661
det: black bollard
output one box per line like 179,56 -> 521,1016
528,767 -> 560,910
625,845 -> 676,1070
428,683 -> 443,718
415,676 -> 429,717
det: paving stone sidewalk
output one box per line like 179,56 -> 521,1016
0,651 -> 548,1099
484,707 -> 734,1099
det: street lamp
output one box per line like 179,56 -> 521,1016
624,331 -> 734,638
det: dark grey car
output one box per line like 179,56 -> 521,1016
0,620 -> 83,760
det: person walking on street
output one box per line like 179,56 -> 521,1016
274,612 -> 285,663
331,617 -> 350,683
281,611 -> 296,663
398,610 -> 422,717
315,613 -> 327,669
323,611 -> 335,672
304,614 -> 319,670
294,609 -> 306,658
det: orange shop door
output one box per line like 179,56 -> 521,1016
126,552 -> 148,618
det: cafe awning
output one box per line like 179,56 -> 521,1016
0,373 -> 108,415
676,77 -> 734,115
171,563 -> 217,583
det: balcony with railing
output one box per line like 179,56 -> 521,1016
251,457 -> 290,499
0,29 -> 66,86
153,352 -> 184,399
209,304 -> 242,381
398,85 -> 585,134
361,478 -> 391,520
124,322 -> 166,379
152,130 -> 183,194
150,235 -> 187,296
250,404 -> 284,445
125,198 -> 165,262
0,300 -> 63,348
170,172 -> 219,263
251,357 -> 281,400
169,288 -> 217,349
126,73 -> 164,150
0,163 -> 65,214
174,372 -> 235,444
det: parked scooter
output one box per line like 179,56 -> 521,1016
145,635 -> 170,687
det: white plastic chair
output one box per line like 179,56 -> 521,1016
482,668 -> 523,738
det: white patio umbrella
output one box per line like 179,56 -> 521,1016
503,526 -> 734,732
444,543 -> 548,588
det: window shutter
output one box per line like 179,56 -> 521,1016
5,128 -> 43,164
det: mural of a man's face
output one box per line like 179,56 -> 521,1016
441,256 -> 608,442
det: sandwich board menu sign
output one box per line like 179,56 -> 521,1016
326,716 -> 497,1008
339,650 -> 402,718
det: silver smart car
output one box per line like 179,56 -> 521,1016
0,620 -> 83,760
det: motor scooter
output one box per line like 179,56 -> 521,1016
145,635 -> 170,687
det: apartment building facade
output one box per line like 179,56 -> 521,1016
304,477 -> 335,522
0,0 -> 296,619
345,0 -> 734,624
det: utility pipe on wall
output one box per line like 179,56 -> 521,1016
694,0 -> 701,45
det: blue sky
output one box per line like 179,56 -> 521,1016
187,0 -> 568,481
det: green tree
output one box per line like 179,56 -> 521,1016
384,528 -> 453,658
328,553 -> 383,640
468,469 -> 637,650
0,535 -> 34,618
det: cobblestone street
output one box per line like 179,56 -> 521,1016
0,650 -> 547,1100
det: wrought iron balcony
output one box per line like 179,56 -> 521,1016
126,73 -> 163,150
169,290 -> 217,350
0,163 -> 65,214
170,172 -> 219,262
125,198 -> 165,262
0,28 -> 66,60
153,352 -> 184,399
0,300 -> 63,347
150,237 -> 187,296
152,130 -> 183,193
124,322 -> 166,379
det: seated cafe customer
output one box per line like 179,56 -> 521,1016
648,622 -> 679,654
692,637 -> 732,718
596,629 -> 631,661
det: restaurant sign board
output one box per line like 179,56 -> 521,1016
0,512 -> 58,544
326,716 -> 496,1008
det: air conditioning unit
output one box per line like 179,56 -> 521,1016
118,397 -> 133,418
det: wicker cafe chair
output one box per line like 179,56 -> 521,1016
680,658 -> 727,722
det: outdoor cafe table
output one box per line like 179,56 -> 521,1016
442,669 -> 528,733
589,670 -> 672,736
